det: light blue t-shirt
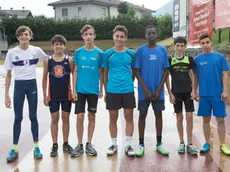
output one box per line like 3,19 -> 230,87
194,51 -> 229,96
103,48 -> 135,94
134,44 -> 169,100
74,46 -> 103,95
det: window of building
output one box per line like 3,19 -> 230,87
78,7 -> 82,16
102,8 -> 106,16
62,8 -> 68,17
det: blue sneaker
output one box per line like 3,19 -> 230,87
200,143 -> 210,153
7,149 -> 18,162
34,147 -> 43,159
178,143 -> 185,154
187,144 -> 198,155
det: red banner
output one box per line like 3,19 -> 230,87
188,0 -> 213,46
215,0 -> 230,29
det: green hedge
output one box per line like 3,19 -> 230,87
1,14 -> 172,43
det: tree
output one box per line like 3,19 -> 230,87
156,14 -> 172,40
127,7 -> 136,18
118,2 -> 129,15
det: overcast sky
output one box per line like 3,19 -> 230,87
0,0 -> 171,17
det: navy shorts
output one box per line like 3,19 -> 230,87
49,100 -> 72,113
198,96 -> 226,118
138,100 -> 165,112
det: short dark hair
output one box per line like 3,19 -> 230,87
113,25 -> 128,37
145,25 -> 156,33
15,26 -> 33,37
174,36 -> 187,45
51,35 -> 67,45
199,33 -> 212,42
80,25 -> 95,35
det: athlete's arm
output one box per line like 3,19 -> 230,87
165,76 -> 171,94
72,64 -> 78,99
158,68 -> 169,91
189,69 -> 196,100
5,70 -> 12,108
166,76 -> 175,104
194,74 -> 199,101
104,68 -> 108,91
132,69 -> 136,81
69,56 -> 74,73
154,68 -> 169,100
99,68 -> 104,98
135,69 -> 152,100
222,71 -> 228,101
69,57 -> 77,101
42,59 -> 49,106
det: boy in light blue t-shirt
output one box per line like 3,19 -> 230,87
103,25 -> 136,157
71,25 -> 103,157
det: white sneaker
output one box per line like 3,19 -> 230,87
107,145 -> 118,156
125,145 -> 135,156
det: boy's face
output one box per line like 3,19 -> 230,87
113,31 -> 127,47
174,42 -> 186,54
17,30 -> 32,44
82,29 -> 96,44
200,38 -> 212,52
52,41 -> 65,54
146,28 -> 157,43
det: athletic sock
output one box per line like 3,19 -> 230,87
139,138 -> 144,145
34,143 -> 39,149
111,138 -> 117,146
157,136 -> 162,145
125,136 -> 132,147
13,144 -> 18,152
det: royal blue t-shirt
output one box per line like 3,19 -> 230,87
194,51 -> 229,96
134,44 -> 169,100
74,46 -> 103,95
103,48 -> 135,94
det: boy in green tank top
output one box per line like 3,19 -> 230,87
166,36 -> 198,155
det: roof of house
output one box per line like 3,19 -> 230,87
0,10 -> 32,17
0,10 -> 11,17
48,0 -> 154,13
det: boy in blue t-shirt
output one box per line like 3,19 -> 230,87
71,25 -> 103,157
103,25 -> 136,157
194,34 -> 230,155
134,25 -> 169,156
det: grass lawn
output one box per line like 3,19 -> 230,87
8,38 -> 174,51
0,58 -> 4,65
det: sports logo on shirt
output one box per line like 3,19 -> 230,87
90,57 -> 97,61
24,60 -> 29,65
81,56 -> 87,60
15,56 -> 19,60
200,62 -> 208,66
52,65 -> 65,78
82,65 -> 95,69
33,54 -> 37,59
149,54 -> 157,60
